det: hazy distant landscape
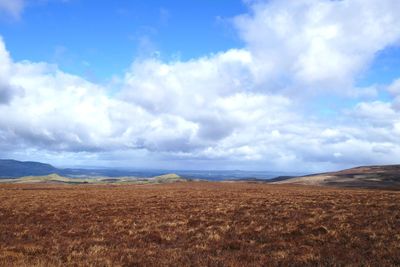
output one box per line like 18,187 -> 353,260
0,159 -> 298,181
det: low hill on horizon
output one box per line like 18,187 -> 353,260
272,165 -> 400,189
0,173 -> 186,185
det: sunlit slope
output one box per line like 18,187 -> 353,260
273,165 -> 400,189
0,173 -> 186,184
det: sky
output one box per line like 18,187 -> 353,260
0,0 -> 400,172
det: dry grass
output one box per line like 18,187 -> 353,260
0,182 -> 399,266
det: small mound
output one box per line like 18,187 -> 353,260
153,174 -> 186,183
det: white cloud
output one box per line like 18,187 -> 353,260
2,0 -> 400,171
234,0 -> 400,89
0,37 -> 22,104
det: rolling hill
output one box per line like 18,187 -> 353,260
0,173 -> 186,185
272,165 -> 400,189
0,159 -> 184,179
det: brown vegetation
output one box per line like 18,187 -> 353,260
0,182 -> 399,266
274,164 -> 400,189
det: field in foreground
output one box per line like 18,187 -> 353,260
0,183 -> 399,266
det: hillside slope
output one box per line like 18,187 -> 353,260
0,159 -> 57,178
272,165 -> 400,189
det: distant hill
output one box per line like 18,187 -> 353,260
6,159 -> 399,189
0,173 -> 187,185
0,159 -> 58,178
272,165 -> 400,189
0,159 -> 188,184
0,159 -> 296,180
0,159 -> 176,179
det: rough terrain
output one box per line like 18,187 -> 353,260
0,182 -> 399,266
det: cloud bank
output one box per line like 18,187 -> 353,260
1,0 -> 400,171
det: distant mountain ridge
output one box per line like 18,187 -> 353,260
0,159 -> 58,178
0,159 -> 168,178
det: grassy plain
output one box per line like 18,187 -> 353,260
0,182 -> 399,266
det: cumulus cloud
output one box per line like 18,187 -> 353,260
234,0 -> 400,89
0,37 -> 22,104
1,0 -> 400,171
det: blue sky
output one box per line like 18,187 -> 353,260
0,0 -> 400,172
1,0 -> 398,94
358,46 -> 400,86
0,0 -> 247,81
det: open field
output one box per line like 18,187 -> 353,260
0,182 -> 399,266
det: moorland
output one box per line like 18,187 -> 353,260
0,182 -> 399,266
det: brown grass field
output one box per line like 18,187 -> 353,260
0,182 -> 399,266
